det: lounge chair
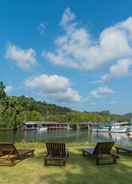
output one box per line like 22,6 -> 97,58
115,145 -> 132,154
82,141 -> 118,165
0,143 -> 34,165
44,142 -> 69,166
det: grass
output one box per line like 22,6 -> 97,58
0,142 -> 132,184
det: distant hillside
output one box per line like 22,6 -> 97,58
0,81 -> 131,128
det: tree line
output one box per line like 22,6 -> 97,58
0,81 -> 131,129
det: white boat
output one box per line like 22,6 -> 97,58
92,127 -> 110,132
128,132 -> 132,138
38,127 -> 47,131
111,125 -> 127,133
93,125 -> 128,133
127,126 -> 132,137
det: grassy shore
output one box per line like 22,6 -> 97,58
0,142 -> 132,184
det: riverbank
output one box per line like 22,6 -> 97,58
0,143 -> 132,184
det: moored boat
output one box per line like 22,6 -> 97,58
127,126 -> 132,137
92,127 -> 110,132
92,122 -> 129,133
110,125 -> 128,133
38,127 -> 47,131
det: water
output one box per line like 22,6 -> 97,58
0,129 -> 132,146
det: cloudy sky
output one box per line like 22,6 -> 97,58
1,0 -> 132,114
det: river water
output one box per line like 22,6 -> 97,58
0,129 -> 132,146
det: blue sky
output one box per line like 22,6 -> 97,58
0,0 -> 132,114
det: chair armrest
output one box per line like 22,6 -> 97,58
110,151 -> 119,158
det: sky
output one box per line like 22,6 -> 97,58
0,0 -> 132,114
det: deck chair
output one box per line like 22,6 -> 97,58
115,145 -> 132,154
0,143 -> 34,165
44,142 -> 69,166
82,142 -> 118,165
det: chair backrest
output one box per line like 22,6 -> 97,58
93,142 -> 114,155
46,142 -> 66,157
0,143 -> 18,155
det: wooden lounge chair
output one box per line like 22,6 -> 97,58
44,142 -> 69,166
82,142 -> 118,165
0,143 -> 34,165
115,145 -> 132,154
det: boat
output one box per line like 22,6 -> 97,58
127,126 -> 132,137
92,123 -> 128,133
92,127 -> 110,132
38,127 -> 47,131
128,132 -> 132,136
128,132 -> 132,139
110,125 -> 128,133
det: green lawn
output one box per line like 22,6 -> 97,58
0,143 -> 132,184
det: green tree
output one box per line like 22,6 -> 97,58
0,81 -> 6,99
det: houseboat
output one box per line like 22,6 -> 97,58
22,121 -> 71,131
23,121 -> 47,131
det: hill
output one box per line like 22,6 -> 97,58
0,81 -> 131,128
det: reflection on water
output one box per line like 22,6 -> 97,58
0,129 -> 132,146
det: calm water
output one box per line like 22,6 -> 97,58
0,129 -> 132,146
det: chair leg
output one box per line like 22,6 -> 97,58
96,156 -> 99,165
63,160 -> 66,166
31,151 -> 34,157
116,148 -> 119,154
44,159 -> 47,166
82,151 -> 86,157
8,155 -> 16,166
113,157 -> 117,164
10,158 -> 15,166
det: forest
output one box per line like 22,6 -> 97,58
0,81 -> 131,128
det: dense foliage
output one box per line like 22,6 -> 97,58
0,81 -> 131,128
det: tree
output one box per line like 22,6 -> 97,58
0,81 -> 6,99
0,81 -> 130,128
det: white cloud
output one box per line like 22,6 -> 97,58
100,74 -> 112,83
110,59 -> 132,77
60,8 -> 76,31
90,86 -> 113,98
101,58 -> 132,82
5,44 -> 36,69
38,23 -> 47,35
5,85 -> 13,94
25,74 -> 81,102
25,74 -> 69,93
44,8 -> 132,71
50,87 -> 81,102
